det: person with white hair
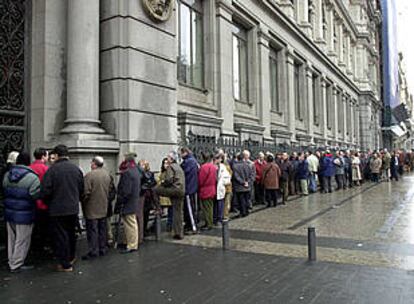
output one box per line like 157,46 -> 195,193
81,156 -> 115,260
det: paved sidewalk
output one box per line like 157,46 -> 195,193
1,241 -> 414,304
2,175 -> 414,303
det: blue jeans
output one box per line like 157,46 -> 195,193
308,173 -> 317,193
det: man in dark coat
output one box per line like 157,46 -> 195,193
180,147 -> 199,233
320,150 -> 335,193
232,153 -> 252,217
3,152 -> 41,272
115,152 -> 142,254
155,151 -> 186,239
42,145 -> 84,271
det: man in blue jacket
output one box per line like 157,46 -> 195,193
180,148 -> 199,233
320,150 -> 335,193
3,152 -> 41,273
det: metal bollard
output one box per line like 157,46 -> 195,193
155,212 -> 162,241
222,220 -> 230,250
308,226 -> 317,261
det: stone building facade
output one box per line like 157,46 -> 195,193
0,0 -> 383,172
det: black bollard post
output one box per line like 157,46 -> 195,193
308,226 -> 316,261
222,220 -> 230,250
155,212 -> 162,241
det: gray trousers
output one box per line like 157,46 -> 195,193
7,222 -> 33,270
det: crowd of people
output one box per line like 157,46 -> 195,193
1,144 -> 411,273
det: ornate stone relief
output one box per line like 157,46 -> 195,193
142,0 -> 174,23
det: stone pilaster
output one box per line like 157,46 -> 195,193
286,47 -> 296,142
321,75 -> 328,143
306,63 -> 314,141
258,29 -> 272,140
216,1 -> 236,136
333,86 -> 339,143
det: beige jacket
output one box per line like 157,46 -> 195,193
82,168 -> 115,219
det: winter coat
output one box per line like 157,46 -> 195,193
370,158 -> 382,174
198,162 -> 217,200
254,160 -> 267,183
216,163 -> 231,200
224,163 -> 233,194
41,158 -> 84,217
383,153 -> 391,170
116,166 -> 142,215
29,160 -> 49,210
141,171 -> 157,191
156,172 -> 172,206
157,162 -> 185,198
307,154 -> 319,173
3,165 -> 41,224
279,160 -> 292,182
232,160 -> 252,193
181,154 -> 199,195
352,157 -> 362,181
296,160 -> 309,180
320,155 -> 335,177
261,162 -> 281,190
82,168 -> 115,220
334,157 -> 345,175
246,159 -> 256,184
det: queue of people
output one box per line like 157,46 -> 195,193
0,144 -> 410,273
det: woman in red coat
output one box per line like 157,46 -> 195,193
198,152 -> 217,231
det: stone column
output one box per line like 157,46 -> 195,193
258,29 -> 272,140
286,47 -> 296,142
61,0 -> 104,134
306,63 -> 314,140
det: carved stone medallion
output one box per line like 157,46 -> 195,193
142,0 -> 174,23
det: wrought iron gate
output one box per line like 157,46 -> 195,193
0,0 -> 27,244
0,0 -> 27,163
